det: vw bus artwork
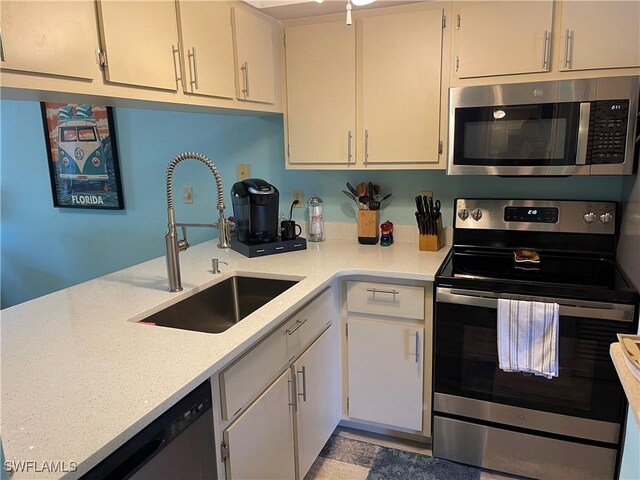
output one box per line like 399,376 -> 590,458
42,103 -> 123,209
56,105 -> 108,193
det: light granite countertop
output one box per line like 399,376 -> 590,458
610,343 -> 640,428
0,237 -> 450,479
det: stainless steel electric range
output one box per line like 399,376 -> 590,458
433,199 -> 638,480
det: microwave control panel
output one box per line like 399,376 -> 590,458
587,99 -> 629,164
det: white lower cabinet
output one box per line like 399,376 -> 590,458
218,287 -> 339,480
344,279 -> 432,435
293,327 -> 340,479
347,318 -> 424,431
223,369 -> 296,480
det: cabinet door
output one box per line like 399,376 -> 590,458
285,21 -> 355,165
559,1 -> 640,71
233,7 -> 275,104
223,369 -> 296,480
294,327 -> 340,479
96,0 -> 180,90
453,1 -> 553,78
177,1 -> 236,99
361,7 -> 443,164
0,0 -> 98,79
348,318 -> 423,431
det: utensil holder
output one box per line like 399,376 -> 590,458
357,210 -> 379,245
419,217 -> 444,251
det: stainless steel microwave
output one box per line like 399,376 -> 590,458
447,76 -> 639,176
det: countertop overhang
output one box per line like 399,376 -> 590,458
0,238 -> 450,479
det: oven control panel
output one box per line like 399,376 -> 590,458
455,199 -> 616,235
504,206 -> 558,223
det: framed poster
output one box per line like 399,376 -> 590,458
41,102 -> 124,209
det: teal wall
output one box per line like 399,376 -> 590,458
0,100 -> 627,308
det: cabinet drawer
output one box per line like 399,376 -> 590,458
286,287 -> 334,358
220,322 -> 290,420
346,281 -> 424,320
220,287 -> 334,420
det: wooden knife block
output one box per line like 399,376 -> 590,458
419,216 -> 444,251
357,210 -> 379,245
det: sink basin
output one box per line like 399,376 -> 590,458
141,276 -> 299,334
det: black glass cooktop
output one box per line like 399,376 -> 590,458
437,248 -> 637,304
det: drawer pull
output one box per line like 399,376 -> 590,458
366,288 -> 399,298
286,318 -> 308,335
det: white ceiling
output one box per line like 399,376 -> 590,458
244,0 -> 425,20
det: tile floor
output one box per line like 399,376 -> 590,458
306,427 -> 524,480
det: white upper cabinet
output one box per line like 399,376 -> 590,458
0,0 -> 98,79
453,1 -> 553,78
177,1 -> 236,99
233,7 -> 276,104
284,2 -> 448,169
96,1 -> 180,91
285,21 -> 356,165
361,7 -> 444,164
559,1 -> 640,72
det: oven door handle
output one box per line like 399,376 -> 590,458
436,288 -> 634,322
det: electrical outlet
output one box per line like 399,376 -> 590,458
419,190 -> 433,198
183,186 -> 193,204
292,190 -> 304,207
237,163 -> 250,181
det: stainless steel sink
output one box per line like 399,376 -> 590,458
142,276 -> 299,334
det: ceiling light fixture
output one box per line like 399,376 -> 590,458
345,0 -> 376,25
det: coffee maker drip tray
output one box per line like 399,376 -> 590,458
230,237 -> 307,258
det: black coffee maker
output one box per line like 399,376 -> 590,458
231,178 -> 279,243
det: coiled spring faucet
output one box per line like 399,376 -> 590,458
165,152 -> 230,292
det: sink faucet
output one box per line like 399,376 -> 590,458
164,152 -> 231,292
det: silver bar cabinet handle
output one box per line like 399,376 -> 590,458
297,366 -> 307,402
241,61 -> 249,97
192,47 -> 199,89
542,30 -> 550,69
172,44 -> 183,84
286,318 -> 308,335
0,26 -> 5,62
367,288 -> 399,296
563,29 -> 573,68
189,47 -> 199,90
347,130 -> 353,163
364,130 -> 369,163
415,332 -> 420,363
287,377 -> 297,407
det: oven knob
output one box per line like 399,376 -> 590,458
471,208 -> 483,221
457,208 -> 469,221
583,212 -> 597,224
599,212 -> 613,224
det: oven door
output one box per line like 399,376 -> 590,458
434,287 -> 636,443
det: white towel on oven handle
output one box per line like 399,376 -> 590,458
497,299 -> 559,379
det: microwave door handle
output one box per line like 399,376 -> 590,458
575,102 -> 591,165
